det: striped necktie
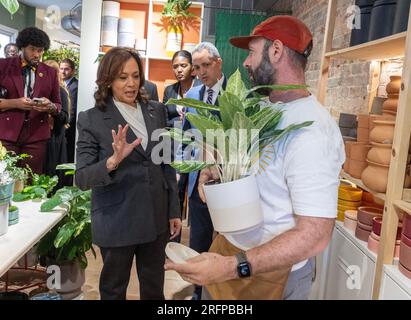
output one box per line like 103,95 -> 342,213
206,88 -> 214,104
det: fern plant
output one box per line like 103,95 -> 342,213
165,69 -> 313,183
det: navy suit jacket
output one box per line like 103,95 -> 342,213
180,76 -> 227,198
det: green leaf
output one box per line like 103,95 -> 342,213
171,161 -> 214,173
12,192 -> 29,202
161,128 -> 194,145
218,92 -> 244,131
1,0 -> 19,15
226,69 -> 247,101
56,163 -> 76,171
186,113 -> 224,138
166,98 -> 219,112
41,195 -> 63,212
54,223 -> 75,248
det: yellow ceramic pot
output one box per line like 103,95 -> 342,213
338,185 -> 363,202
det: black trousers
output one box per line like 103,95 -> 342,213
99,232 -> 168,300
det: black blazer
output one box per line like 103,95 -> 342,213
75,98 -> 180,247
66,77 -> 78,125
143,80 -> 159,102
163,78 -> 202,127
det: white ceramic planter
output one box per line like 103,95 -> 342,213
0,181 -> 14,236
102,1 -> 120,18
118,32 -> 135,48
203,175 -> 263,234
118,18 -> 135,33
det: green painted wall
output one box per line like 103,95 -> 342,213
0,3 -> 36,32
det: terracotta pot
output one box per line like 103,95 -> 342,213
399,262 -> 411,279
382,95 -> 399,112
345,141 -> 355,159
372,216 -> 402,239
399,240 -> 411,271
368,232 -> 379,254
357,206 -> 383,225
386,76 -> 401,94
362,191 -> 375,203
351,142 -> 371,161
402,233 -> 411,247
348,159 -> 368,179
345,209 -> 358,221
13,180 -> 24,193
355,224 -> 372,242
402,212 -> 411,239
369,120 -> 395,144
367,142 -> 392,166
344,215 -> 357,232
357,114 -> 370,129
369,114 -> 396,131
357,128 -> 370,143
358,220 -> 373,231
361,160 -> 390,193
382,110 -> 397,119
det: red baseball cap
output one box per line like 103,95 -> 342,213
230,15 -> 313,58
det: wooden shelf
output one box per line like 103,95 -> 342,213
325,32 -> 407,61
394,200 -> 411,215
340,170 -> 386,202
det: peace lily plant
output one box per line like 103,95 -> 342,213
164,69 -> 313,234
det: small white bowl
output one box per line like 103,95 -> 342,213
165,242 -> 200,264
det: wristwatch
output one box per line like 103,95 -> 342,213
235,251 -> 251,278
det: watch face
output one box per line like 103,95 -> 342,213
238,262 -> 251,278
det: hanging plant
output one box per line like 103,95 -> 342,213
1,0 -> 19,15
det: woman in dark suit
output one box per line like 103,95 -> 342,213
75,47 -> 181,300
162,50 -> 200,128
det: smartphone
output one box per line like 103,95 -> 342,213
32,98 -> 44,104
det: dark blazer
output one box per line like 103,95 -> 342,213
143,80 -> 159,102
0,56 -> 61,143
65,77 -> 78,125
162,78 -> 201,127
75,97 -> 180,248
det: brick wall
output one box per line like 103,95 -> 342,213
271,0 -> 372,118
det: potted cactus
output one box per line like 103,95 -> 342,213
164,70 -> 313,234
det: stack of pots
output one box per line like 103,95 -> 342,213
348,142 -> 371,179
101,1 -> 120,47
355,206 -> 383,241
399,214 -> 411,279
361,120 -> 395,193
344,210 -> 358,232
350,0 -> 376,46
338,185 -> 363,222
118,18 -> 136,48
367,216 -> 402,256
368,0 -> 398,41
382,75 -> 401,118
393,0 -> 411,34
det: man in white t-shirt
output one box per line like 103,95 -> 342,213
165,15 -> 345,300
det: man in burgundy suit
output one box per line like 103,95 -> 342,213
0,27 -> 61,173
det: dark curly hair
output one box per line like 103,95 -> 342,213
16,27 -> 50,51
94,47 -> 148,110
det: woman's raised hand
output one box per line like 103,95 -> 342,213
106,124 -> 142,172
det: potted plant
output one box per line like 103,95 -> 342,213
8,205 -> 19,226
37,164 -> 95,299
158,0 -> 199,56
0,142 -> 29,236
165,70 -> 313,234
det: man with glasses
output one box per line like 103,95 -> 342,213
0,27 -> 61,173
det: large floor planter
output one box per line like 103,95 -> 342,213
203,175 -> 263,234
46,258 -> 85,300
0,181 -> 14,236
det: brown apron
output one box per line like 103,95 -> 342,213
206,234 -> 291,300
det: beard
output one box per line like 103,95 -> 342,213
22,50 -> 39,67
247,47 -> 277,96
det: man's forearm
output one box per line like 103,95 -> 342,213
246,217 -> 335,275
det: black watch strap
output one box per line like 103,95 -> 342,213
235,251 -> 251,278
